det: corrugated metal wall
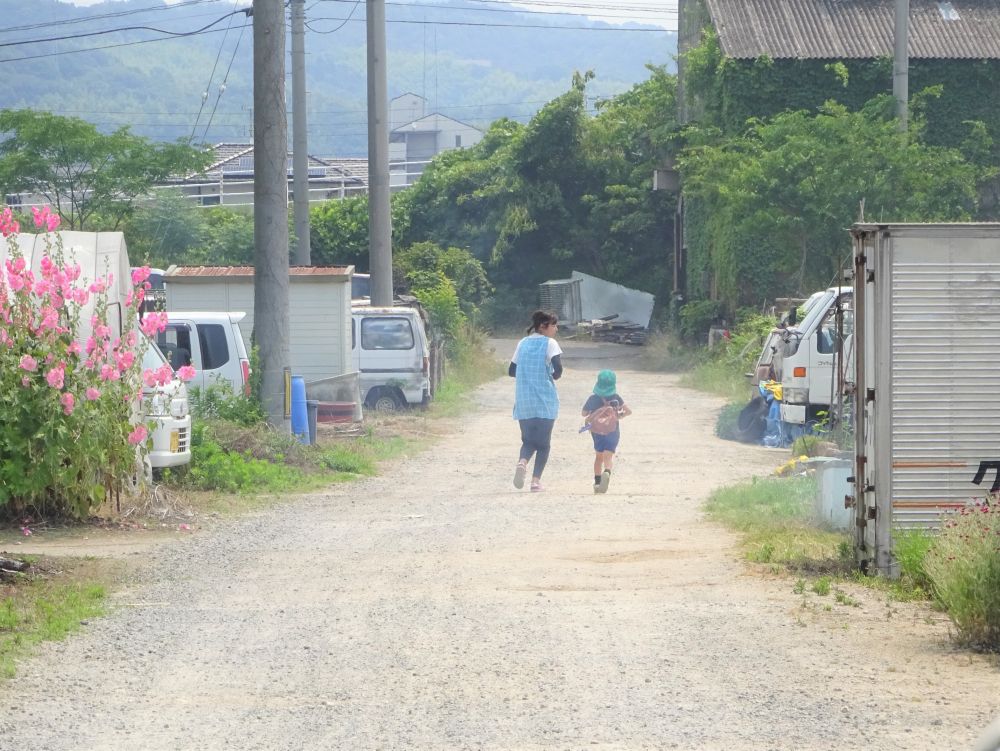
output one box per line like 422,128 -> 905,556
885,228 -> 1000,530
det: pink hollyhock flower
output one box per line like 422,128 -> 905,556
19,354 -> 37,372
131,266 -> 151,285
60,391 -> 75,415
176,365 -> 196,381
31,206 -> 60,232
99,363 -> 120,382
142,369 -> 158,388
67,341 -> 81,356
0,207 -> 19,237
85,336 -> 98,354
21,376 -> 30,387
125,330 -> 137,347
45,365 -> 65,389
156,363 -> 173,386
89,279 -> 107,294
115,350 -> 135,370
139,312 -> 168,337
94,323 -> 111,340
6,272 -> 24,292
127,425 -> 148,445
85,387 -> 101,401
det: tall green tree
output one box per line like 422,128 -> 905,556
0,109 -> 209,230
679,97 -> 981,305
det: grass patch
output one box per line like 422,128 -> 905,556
430,325 -> 506,418
705,475 -> 849,571
679,359 -> 752,402
1,557 -> 119,679
637,332 -> 703,372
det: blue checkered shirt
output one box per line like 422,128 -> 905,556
512,335 -> 560,420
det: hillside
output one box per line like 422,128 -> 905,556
0,0 -> 676,155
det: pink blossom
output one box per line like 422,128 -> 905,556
94,323 -> 111,340
125,330 -> 137,347
127,425 -> 148,446
0,207 -> 19,237
60,392 -> 75,415
142,369 -> 158,388
19,354 -> 37,372
176,365 -> 196,381
99,363 -> 120,382
85,336 -> 98,355
6,272 -> 24,293
139,312 -> 168,337
67,341 -> 81,356
31,206 -> 60,232
156,363 -> 173,386
85,387 -> 101,401
115,350 -> 135,370
89,279 -> 107,294
21,376 -> 30,387
131,266 -> 151,285
45,365 -> 65,389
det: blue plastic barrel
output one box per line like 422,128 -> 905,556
290,376 -> 309,444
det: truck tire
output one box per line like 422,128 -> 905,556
735,395 -> 768,443
367,387 -> 405,413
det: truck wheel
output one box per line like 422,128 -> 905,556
735,395 -> 768,443
368,388 -> 405,413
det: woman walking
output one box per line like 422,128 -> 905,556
509,310 -> 563,492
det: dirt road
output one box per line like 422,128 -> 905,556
1,341 -> 997,750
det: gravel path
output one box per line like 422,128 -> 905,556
1,341 -> 997,750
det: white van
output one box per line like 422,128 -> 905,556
158,312 -> 250,396
351,306 -> 431,411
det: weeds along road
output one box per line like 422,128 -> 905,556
1,340 -> 997,750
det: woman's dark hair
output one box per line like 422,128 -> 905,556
527,309 -> 558,334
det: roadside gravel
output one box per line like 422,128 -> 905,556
0,340 -> 996,751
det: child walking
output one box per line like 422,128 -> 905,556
582,369 -> 631,494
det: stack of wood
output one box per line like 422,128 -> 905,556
578,316 -> 649,345
0,555 -> 29,579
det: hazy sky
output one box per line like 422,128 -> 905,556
57,0 -> 678,31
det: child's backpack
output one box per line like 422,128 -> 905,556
589,399 -> 620,435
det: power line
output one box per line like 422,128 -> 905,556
0,8 -> 250,49
307,15 -> 672,31
0,0 -> 228,35
317,0 -> 677,19
190,6 -> 241,143
200,19 -> 249,143
307,0 -> 362,33
0,22 -> 252,64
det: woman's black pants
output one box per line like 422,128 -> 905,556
518,418 -> 554,478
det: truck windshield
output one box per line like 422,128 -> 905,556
795,291 -> 837,336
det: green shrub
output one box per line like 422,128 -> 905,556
678,299 -> 723,343
893,528 -> 934,592
790,434 -> 823,457
715,401 -> 744,441
189,384 -> 265,427
186,438 -> 302,493
924,501 -> 1000,651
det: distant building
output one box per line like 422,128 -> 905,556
388,94 -> 483,187
161,143 -> 370,207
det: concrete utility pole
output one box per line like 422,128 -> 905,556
253,0 -> 291,429
893,0 -> 909,132
367,0 -> 393,306
291,0 -> 311,265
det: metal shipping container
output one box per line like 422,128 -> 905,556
851,223 -> 1000,575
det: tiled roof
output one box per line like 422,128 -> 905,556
186,144 -> 368,186
705,0 -> 1000,59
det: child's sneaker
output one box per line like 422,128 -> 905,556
530,480 -> 544,492
598,470 -> 611,494
513,461 -> 527,489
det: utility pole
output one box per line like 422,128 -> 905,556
291,0 -> 311,265
893,0 -> 909,132
367,0 -> 393,306
253,0 -> 291,429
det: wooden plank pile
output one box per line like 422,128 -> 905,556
578,316 -> 649,345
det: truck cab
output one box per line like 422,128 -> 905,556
351,306 -> 431,411
772,287 -> 853,426
157,312 -> 250,397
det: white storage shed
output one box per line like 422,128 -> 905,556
163,265 -> 354,382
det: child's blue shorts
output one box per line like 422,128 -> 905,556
591,431 -> 620,453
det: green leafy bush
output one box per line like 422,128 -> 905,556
714,401 -> 744,440
678,300 -> 723,343
893,528 -> 934,593
189,384 -> 265,427
924,501 -> 1000,651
